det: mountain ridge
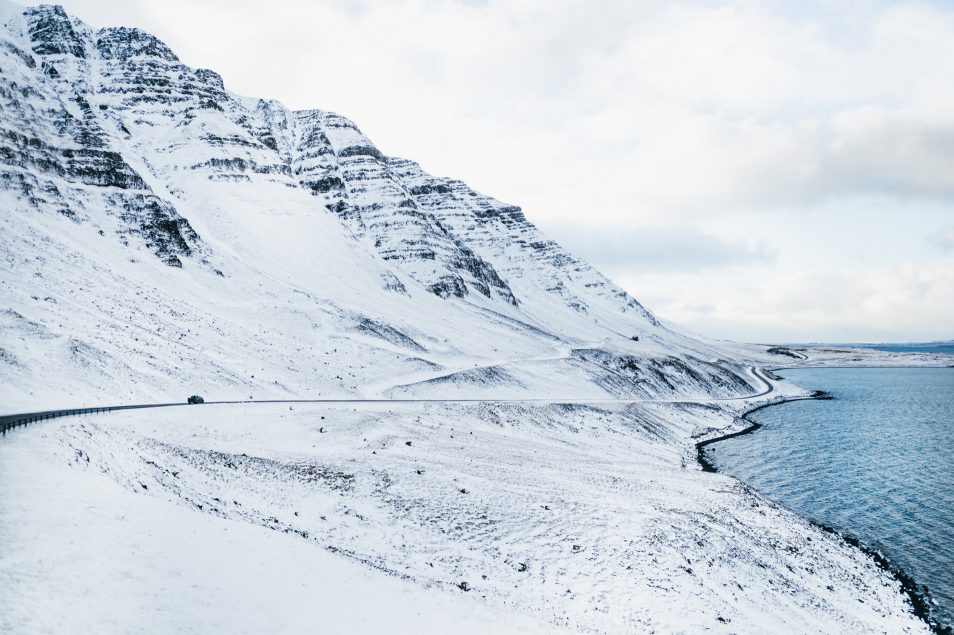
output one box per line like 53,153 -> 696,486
1,2 -> 758,411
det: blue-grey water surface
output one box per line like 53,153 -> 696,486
705,367 -> 954,629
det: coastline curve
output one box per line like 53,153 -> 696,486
695,389 -> 950,634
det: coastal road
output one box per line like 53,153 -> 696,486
1,366 -> 775,436
745,366 -> 776,398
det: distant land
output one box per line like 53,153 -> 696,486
789,342 -> 954,356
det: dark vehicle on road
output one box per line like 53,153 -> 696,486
187,395 -> 205,405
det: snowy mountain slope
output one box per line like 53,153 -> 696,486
1,2 -> 757,411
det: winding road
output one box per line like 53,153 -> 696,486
1,366 -> 775,436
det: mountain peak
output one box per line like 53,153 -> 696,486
95,26 -> 178,62
23,3 -> 85,58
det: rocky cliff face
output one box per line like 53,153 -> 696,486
3,3 -> 646,311
2,5 -> 202,266
0,3 -> 753,408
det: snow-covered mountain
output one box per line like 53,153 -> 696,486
0,5 -> 938,635
0,2 -> 761,411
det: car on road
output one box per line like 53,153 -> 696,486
187,395 -> 205,405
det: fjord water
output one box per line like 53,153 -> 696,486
705,368 -> 954,629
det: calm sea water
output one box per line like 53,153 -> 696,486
704,367 -> 954,630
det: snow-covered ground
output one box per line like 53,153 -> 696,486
0,411 -> 565,635
0,391 -> 931,634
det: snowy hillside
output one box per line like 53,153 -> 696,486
0,4 -> 937,634
0,3 -> 762,412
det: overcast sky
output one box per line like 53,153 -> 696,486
57,0 -> 954,343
